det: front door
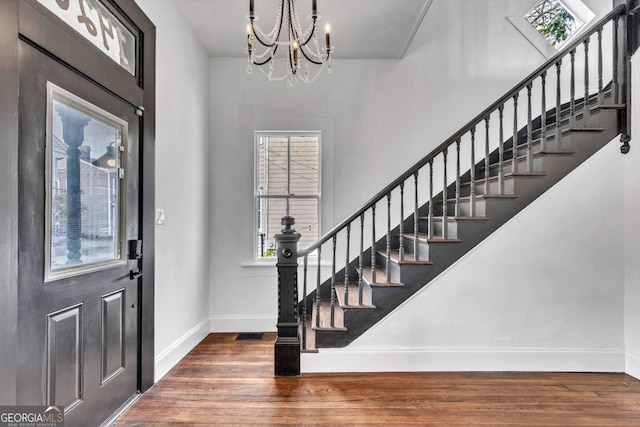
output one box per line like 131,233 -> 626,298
14,1 -> 153,425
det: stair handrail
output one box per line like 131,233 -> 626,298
298,3 -> 627,258
275,3 -> 629,376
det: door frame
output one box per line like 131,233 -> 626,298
0,0 -> 156,403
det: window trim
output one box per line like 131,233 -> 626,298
253,130 -> 322,261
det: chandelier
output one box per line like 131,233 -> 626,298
246,0 -> 333,86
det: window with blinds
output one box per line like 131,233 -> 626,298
255,132 -> 320,259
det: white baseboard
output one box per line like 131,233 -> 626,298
302,347 -> 625,373
154,318 -> 210,382
626,352 -> 640,379
209,315 -> 277,333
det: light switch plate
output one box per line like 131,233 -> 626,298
155,208 -> 165,225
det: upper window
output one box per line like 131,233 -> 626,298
255,132 -> 320,259
525,0 -> 583,49
37,0 -> 136,75
507,0 -> 594,58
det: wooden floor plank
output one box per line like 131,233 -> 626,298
115,333 -> 640,426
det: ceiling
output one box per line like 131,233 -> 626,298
171,0 -> 434,59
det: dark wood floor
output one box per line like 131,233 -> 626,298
115,333 -> 640,426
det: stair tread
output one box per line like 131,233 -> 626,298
477,194 -> 518,199
378,248 -> 433,265
539,149 -> 576,155
311,300 -> 347,331
362,266 -> 404,287
506,172 -> 547,177
418,216 -> 490,221
594,103 -> 625,110
564,126 -> 606,132
336,282 -> 376,309
402,233 -> 462,244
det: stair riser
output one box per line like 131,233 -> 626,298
417,217 -> 460,239
375,252 -> 401,282
402,237 -> 431,260
434,199 -> 486,217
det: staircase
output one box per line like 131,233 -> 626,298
274,4 -> 633,374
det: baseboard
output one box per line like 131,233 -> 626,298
154,318 -> 210,382
302,347 -> 625,373
209,315 -> 277,333
625,352 -> 640,379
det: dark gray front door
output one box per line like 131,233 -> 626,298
16,37 -> 142,426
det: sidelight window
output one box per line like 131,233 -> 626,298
45,83 -> 127,281
255,132 -> 321,259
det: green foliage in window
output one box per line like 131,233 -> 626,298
525,0 -> 578,47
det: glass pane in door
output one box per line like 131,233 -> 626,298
46,83 -> 128,281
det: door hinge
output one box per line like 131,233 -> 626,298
136,106 -> 145,116
118,168 -> 125,179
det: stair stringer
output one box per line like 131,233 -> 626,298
310,108 -> 621,348
301,136 -> 625,373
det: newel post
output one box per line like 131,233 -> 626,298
274,216 -> 301,376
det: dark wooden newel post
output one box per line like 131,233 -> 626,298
274,216 -> 301,376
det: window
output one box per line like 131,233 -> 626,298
525,0 -> 582,49
506,0 -> 594,58
255,132 -> 320,259
45,83 -> 127,281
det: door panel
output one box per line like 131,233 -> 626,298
17,38 -> 140,426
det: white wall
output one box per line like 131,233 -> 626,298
625,55 -> 640,379
208,0 -> 566,332
134,0 -> 211,381
303,139 -> 626,372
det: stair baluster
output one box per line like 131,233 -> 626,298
428,160 -> 434,238
302,255 -> 308,350
455,140 -> 461,217
413,172 -> 419,260
527,83 -> 533,172
399,183 -> 405,261
330,235 -> 337,327
315,246 -> 321,328
469,128 -> 476,217
498,105 -> 504,195
541,72 -> 547,152
555,60 -> 562,146
371,204 -> 377,283
598,28 -> 604,105
484,117 -> 490,195
570,49 -> 576,127
512,94 -> 519,174
584,38 -> 590,126
344,223 -> 350,306
613,17 -> 619,104
386,193 -> 392,283
442,148 -> 448,239
359,213 -> 364,305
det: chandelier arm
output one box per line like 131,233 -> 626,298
251,22 -> 276,47
299,45 -> 324,65
250,0 -> 286,48
299,19 -> 318,47
253,46 -> 279,66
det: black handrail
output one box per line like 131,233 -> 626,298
298,3 -> 626,257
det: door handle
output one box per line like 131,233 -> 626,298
129,269 -> 144,280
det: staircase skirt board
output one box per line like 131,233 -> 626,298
299,86 -> 623,349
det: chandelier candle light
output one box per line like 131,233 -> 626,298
246,0 -> 333,86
